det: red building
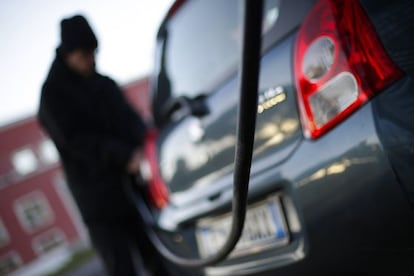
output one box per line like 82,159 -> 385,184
0,77 -> 150,275
123,76 -> 152,122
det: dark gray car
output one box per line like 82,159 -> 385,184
135,0 -> 414,274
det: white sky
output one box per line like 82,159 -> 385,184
0,0 -> 174,127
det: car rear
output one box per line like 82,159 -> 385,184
138,0 -> 414,275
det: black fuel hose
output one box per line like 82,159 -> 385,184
133,0 -> 263,267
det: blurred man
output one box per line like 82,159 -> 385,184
38,15 -> 161,275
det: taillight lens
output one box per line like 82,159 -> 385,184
167,0 -> 186,18
141,128 -> 169,209
294,0 -> 403,139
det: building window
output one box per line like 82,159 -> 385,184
0,219 -> 10,247
33,228 -> 66,255
12,148 -> 38,175
0,252 -> 21,275
15,192 -> 54,233
39,139 -> 59,165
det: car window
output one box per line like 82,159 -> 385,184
165,0 -> 280,98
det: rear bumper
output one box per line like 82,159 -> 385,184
146,78 -> 414,275
213,78 -> 414,275
202,81 -> 414,275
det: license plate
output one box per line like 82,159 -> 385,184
196,195 -> 289,258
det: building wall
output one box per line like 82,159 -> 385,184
0,118 -> 84,274
0,77 -> 150,274
123,76 -> 152,122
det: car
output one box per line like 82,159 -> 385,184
133,0 -> 414,274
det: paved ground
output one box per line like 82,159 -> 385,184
64,256 -> 107,276
63,255 -> 151,276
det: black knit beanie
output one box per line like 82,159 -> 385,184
59,15 -> 98,53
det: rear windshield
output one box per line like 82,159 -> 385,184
164,0 -> 280,98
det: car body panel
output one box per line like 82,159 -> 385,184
155,83 -> 414,275
158,34 -> 302,207
142,0 -> 414,274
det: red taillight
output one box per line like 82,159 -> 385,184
167,0 -> 186,18
294,0 -> 403,139
141,128 -> 169,209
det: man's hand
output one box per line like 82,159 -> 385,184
127,148 -> 144,173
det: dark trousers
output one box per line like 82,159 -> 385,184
88,219 -> 166,276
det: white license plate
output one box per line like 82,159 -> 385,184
196,195 -> 289,258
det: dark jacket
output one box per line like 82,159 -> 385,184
38,53 -> 147,224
